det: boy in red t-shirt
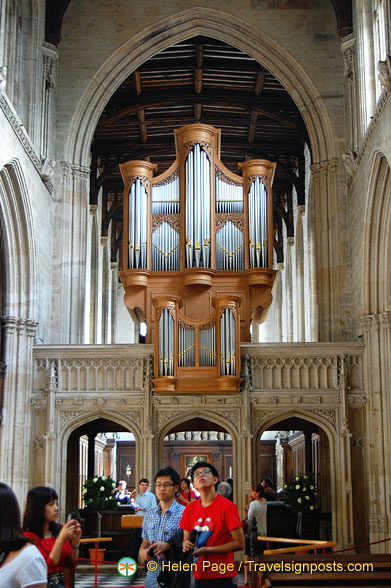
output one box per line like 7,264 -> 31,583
180,462 -> 244,588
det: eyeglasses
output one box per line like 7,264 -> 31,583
193,469 -> 213,478
155,482 -> 174,488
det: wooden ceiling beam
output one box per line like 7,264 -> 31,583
248,111 -> 258,144
194,103 -> 202,122
98,93 -> 305,134
137,109 -> 147,143
195,44 -> 203,94
254,71 -> 265,96
132,71 -> 142,95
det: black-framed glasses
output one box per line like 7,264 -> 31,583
193,468 -> 213,478
155,482 -> 174,488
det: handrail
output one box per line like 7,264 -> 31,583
257,536 -> 337,555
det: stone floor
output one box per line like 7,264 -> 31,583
74,564 -> 245,588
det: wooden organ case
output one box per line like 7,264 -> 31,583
119,124 -> 277,393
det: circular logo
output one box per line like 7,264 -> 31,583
117,556 -> 138,577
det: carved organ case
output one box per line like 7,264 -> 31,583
119,124 -> 277,393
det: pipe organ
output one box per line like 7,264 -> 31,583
119,124 -> 277,393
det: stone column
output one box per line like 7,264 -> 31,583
0,316 -> 38,503
310,160 -> 350,341
341,34 -> 359,153
44,360 -> 57,487
41,43 -> 58,159
50,162 -> 89,343
360,313 -> 391,551
286,238 -> 294,342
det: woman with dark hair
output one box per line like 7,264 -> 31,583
0,483 -> 47,587
23,486 -> 81,588
176,478 -> 197,506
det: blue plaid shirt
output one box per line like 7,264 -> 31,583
142,500 -> 185,588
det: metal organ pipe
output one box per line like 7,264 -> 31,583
199,324 -> 216,366
178,323 -> 195,367
151,174 -> 180,270
128,179 -> 148,269
215,173 -> 244,270
158,309 -> 174,376
248,177 -> 268,268
220,308 -> 236,376
185,144 -> 211,268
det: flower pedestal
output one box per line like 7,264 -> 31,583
80,508 -> 137,561
89,547 -> 106,565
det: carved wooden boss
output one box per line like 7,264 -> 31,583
119,124 -> 276,393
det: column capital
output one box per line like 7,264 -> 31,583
380,310 -> 391,330
1,315 -> 19,333
359,313 -> 380,332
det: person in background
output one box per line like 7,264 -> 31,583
225,477 -> 234,501
181,462 -> 244,588
177,478 -> 197,506
114,480 -> 131,504
243,485 -> 257,585
23,486 -> 81,588
0,483 -> 47,588
139,467 -> 185,588
261,477 -> 277,501
130,478 -> 157,562
216,481 -> 232,499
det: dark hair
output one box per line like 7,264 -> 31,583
154,467 -> 180,486
190,461 -> 219,490
0,483 -> 29,552
139,478 -> 149,485
262,477 -> 273,488
255,484 -> 265,498
180,478 -> 191,489
23,486 -> 61,539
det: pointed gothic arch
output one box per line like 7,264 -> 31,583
0,159 -> 36,319
57,410 -> 142,518
64,7 -> 336,169
362,151 -> 391,314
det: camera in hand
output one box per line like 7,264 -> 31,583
188,529 -> 200,544
147,546 -> 163,561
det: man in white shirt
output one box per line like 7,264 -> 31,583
130,478 -> 157,562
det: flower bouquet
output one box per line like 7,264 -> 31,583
82,475 -> 120,510
283,473 -> 318,513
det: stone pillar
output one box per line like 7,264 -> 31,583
276,263 -> 283,342
41,43 -> 58,159
341,34 -> 359,153
44,360 -> 57,487
286,238 -> 294,342
310,159 -> 350,341
0,316 -> 37,503
50,162 -> 89,343
361,312 -> 391,551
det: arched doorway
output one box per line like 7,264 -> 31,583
66,417 -> 137,515
163,417 -> 233,482
257,414 -> 335,542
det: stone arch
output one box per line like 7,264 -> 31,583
157,409 -> 239,443
253,408 -> 351,545
57,409 -> 142,518
156,409 -> 240,497
362,151 -> 391,315
64,7 -> 335,169
0,159 -> 36,319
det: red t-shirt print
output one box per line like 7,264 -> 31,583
180,493 -> 242,579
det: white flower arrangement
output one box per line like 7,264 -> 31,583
283,473 -> 318,513
82,475 -> 119,510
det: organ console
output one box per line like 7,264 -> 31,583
119,123 -> 277,393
